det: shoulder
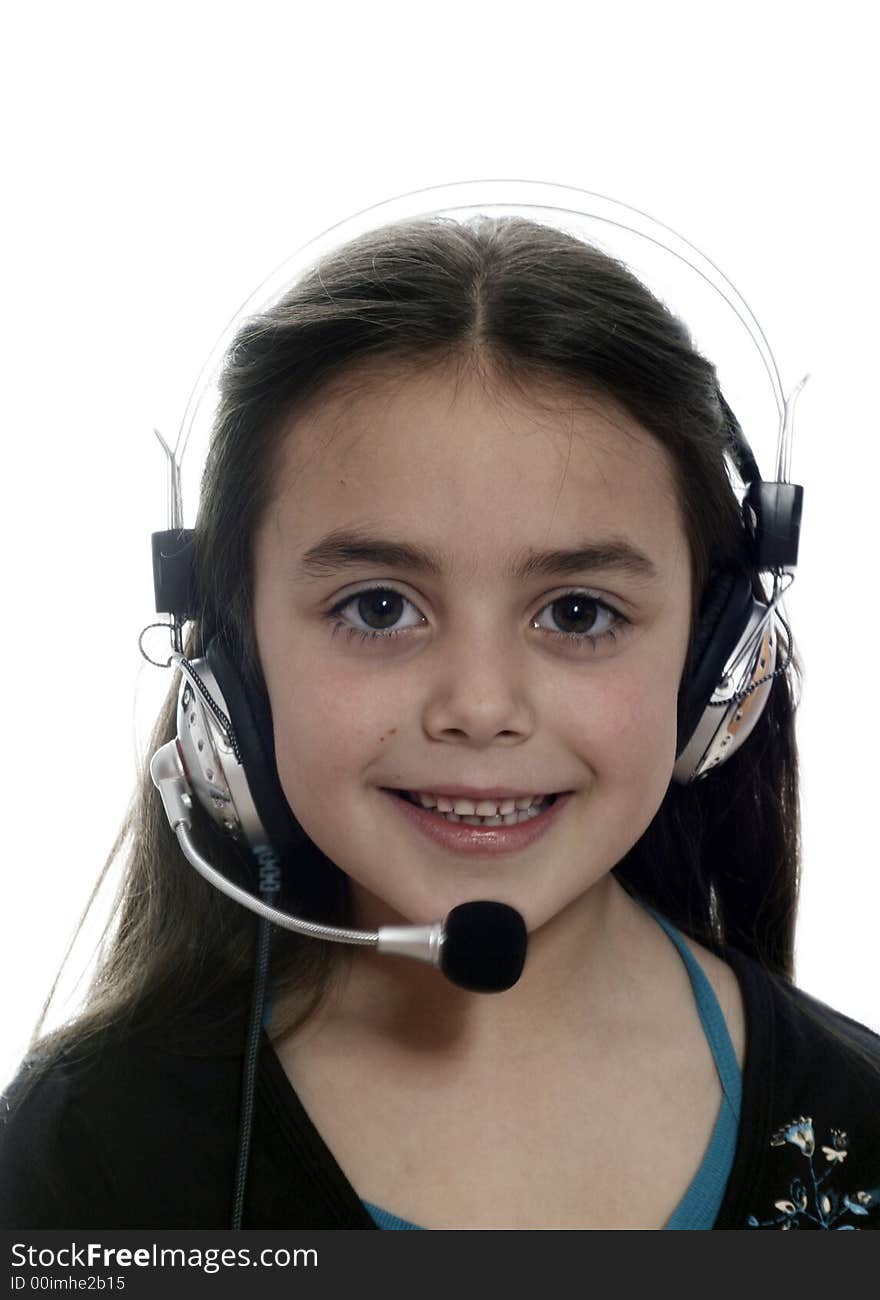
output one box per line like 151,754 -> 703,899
0,1027 -> 242,1229
718,949 -> 880,1230
726,946 -> 880,1081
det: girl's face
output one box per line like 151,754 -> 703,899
252,359 -> 693,933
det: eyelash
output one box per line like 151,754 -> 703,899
323,585 -> 630,653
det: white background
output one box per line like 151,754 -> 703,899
2,0 -> 878,1090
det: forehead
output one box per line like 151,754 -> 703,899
261,359 -> 687,575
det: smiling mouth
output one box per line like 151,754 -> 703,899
388,789 -> 561,825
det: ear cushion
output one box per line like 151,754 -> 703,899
676,569 -> 755,758
205,635 -> 315,864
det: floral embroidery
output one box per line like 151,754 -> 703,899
746,1117 -> 879,1229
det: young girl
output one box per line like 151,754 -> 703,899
2,201 -> 878,1232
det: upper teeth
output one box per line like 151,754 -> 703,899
411,793 -> 547,816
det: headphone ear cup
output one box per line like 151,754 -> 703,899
205,634 -> 315,865
676,570 -> 755,760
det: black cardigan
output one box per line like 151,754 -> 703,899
2,945 -> 879,1231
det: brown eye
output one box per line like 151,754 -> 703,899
532,592 -> 627,651
329,587 -> 425,637
547,595 -> 602,635
353,589 -> 407,631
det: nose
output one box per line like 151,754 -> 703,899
419,620 -> 536,747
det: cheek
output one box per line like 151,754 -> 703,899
269,659 -> 403,793
556,657 -> 681,791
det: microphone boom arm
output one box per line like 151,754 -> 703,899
150,739 -> 445,967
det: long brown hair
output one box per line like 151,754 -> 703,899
25,214 -> 807,1073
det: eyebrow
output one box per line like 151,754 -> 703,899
297,527 -> 659,583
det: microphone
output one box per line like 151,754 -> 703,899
439,900 -> 528,994
150,739 -> 528,993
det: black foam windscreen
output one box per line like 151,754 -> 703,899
440,902 -> 528,993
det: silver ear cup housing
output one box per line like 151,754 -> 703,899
173,657 -> 274,855
672,605 -> 777,783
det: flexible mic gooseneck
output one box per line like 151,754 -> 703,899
150,739 -> 528,994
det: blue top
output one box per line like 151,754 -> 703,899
362,903 -> 742,1230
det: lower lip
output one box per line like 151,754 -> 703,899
382,789 -> 573,856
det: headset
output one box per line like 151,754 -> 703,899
143,181 -> 806,1226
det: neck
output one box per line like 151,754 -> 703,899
304,876 -> 677,1064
